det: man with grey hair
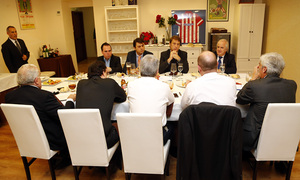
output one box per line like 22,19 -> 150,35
181,51 -> 237,110
236,52 -> 297,151
214,39 -> 236,74
127,54 -> 175,144
1,26 -> 30,73
5,64 -> 76,169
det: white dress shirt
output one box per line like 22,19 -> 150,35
181,72 -> 237,109
127,77 -> 175,126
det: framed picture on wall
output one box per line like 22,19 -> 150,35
207,0 -> 229,22
171,10 -> 206,44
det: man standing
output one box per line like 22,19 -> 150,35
127,55 -> 174,144
122,38 -> 153,74
236,52 -> 297,151
214,39 -> 236,74
181,51 -> 236,110
76,61 -> 126,148
159,35 -> 189,74
1,26 -> 30,73
5,64 -> 76,168
97,42 -> 122,73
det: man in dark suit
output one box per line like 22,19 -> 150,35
159,35 -> 189,74
97,42 -> 122,73
214,39 -> 237,74
122,38 -> 152,74
1,26 -> 30,73
5,64 -> 76,168
236,52 -> 297,151
76,61 -> 126,148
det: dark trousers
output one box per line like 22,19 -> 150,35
163,122 -> 174,145
106,126 -> 120,149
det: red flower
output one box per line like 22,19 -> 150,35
174,14 -> 178,20
156,15 -> 161,23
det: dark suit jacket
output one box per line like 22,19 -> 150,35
76,76 -> 126,137
122,50 -> 153,73
1,38 -> 30,73
159,49 -> 189,74
177,102 -> 242,180
5,85 -> 74,150
236,75 -> 297,151
214,52 -> 237,74
97,54 -> 122,73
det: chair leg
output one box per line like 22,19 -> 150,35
73,166 -> 80,180
48,159 -> 56,180
164,155 -> 170,176
125,173 -> 131,180
286,161 -> 294,180
253,160 -> 258,180
21,157 -> 31,180
105,167 -> 110,180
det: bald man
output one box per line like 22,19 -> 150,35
214,39 -> 236,74
181,51 -> 237,109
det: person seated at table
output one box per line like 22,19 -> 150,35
76,61 -> 126,148
127,54 -> 175,144
122,38 -> 153,74
236,52 -> 297,151
214,39 -> 237,74
181,51 -> 236,110
97,42 -> 122,74
5,64 -> 76,169
159,35 -> 189,74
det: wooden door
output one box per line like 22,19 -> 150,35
72,11 -> 87,63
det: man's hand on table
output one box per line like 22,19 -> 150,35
67,94 -> 76,101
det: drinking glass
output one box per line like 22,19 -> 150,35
220,63 -> 225,74
126,62 -> 131,75
178,63 -> 183,75
170,63 -> 177,78
68,82 -> 76,92
130,63 -> 136,75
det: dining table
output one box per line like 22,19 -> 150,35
41,72 -> 249,121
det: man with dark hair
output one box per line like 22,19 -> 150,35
122,38 -> 153,74
76,61 -> 126,148
159,35 -> 189,74
5,64 -> 76,168
97,42 -> 122,73
1,26 -> 30,73
181,51 -> 236,109
236,52 -> 297,151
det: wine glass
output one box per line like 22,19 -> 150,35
220,63 -> 225,74
126,62 -> 131,75
68,82 -> 76,92
170,63 -> 177,78
178,63 -> 183,76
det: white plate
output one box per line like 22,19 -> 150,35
175,80 -> 186,88
40,76 -> 49,82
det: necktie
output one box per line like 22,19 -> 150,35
138,56 -> 141,67
15,40 -> 22,54
218,57 -> 222,69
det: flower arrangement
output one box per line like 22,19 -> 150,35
155,14 -> 178,40
140,31 -> 154,44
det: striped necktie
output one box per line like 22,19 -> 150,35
15,40 -> 22,54
218,57 -> 222,69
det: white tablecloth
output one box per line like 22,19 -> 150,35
42,73 -> 249,120
0,73 -> 18,92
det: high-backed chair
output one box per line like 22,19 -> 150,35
57,109 -> 119,180
116,113 -> 171,180
0,103 -> 57,180
251,103 -> 300,180
177,102 -> 243,180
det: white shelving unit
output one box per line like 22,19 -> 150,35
105,5 -> 139,64
233,4 -> 265,73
